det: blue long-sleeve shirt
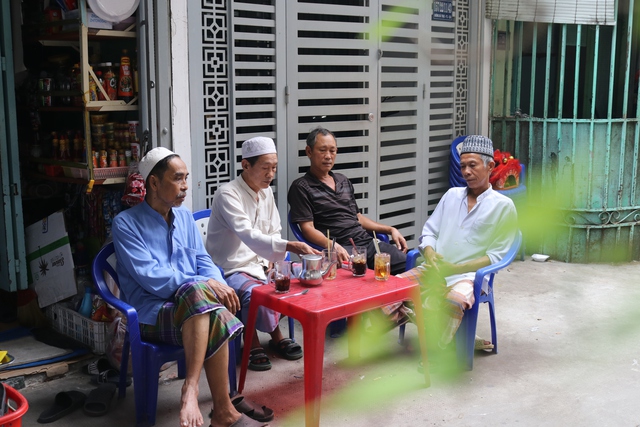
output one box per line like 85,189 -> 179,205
112,201 -> 225,324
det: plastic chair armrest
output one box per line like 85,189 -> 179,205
406,249 -> 421,270
473,231 -> 523,286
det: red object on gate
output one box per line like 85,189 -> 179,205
0,384 -> 29,427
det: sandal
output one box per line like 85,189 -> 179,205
268,338 -> 303,361
231,395 -> 274,422
248,348 -> 272,371
209,395 -> 274,422
474,336 -> 494,351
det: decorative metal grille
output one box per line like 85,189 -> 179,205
201,0 -> 231,207
454,0 -> 469,137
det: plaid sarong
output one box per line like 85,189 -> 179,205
140,281 -> 243,360
397,265 -> 474,347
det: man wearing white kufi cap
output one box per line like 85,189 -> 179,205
397,135 -> 518,370
112,147 -> 271,426
207,136 -> 318,371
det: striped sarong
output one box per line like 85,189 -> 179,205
140,281 -> 243,360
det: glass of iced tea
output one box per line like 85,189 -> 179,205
374,252 -> 390,281
268,260 -> 291,293
350,246 -> 367,277
322,249 -> 337,280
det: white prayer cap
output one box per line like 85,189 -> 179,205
241,136 -> 277,159
139,147 -> 176,181
460,135 -> 494,157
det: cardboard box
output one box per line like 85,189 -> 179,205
26,211 -> 77,308
63,8 -> 113,30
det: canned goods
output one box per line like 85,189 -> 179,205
99,150 -> 108,168
118,151 -> 126,167
40,95 -> 52,107
109,149 -> 118,167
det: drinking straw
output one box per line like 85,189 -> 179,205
372,231 -> 381,255
349,237 -> 359,254
327,230 -> 331,255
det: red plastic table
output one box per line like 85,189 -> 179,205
238,267 -> 430,427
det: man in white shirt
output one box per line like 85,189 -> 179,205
398,135 -> 517,355
207,137 -> 318,372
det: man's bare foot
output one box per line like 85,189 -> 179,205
180,382 -> 203,427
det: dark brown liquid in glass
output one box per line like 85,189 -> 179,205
353,260 -> 367,276
275,277 -> 290,292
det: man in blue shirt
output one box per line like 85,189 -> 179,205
113,147 -> 269,427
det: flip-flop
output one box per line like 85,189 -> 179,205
268,338 -> 303,361
90,368 -> 132,387
232,395 -> 274,422
248,348 -> 272,371
37,390 -> 86,423
474,336 -> 494,351
228,413 -> 269,426
83,358 -> 112,376
83,383 -> 116,417
208,395 -> 275,422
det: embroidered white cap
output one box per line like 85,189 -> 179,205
460,135 -> 494,157
241,136 -> 277,159
139,147 -> 176,181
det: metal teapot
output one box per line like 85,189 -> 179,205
293,254 -> 336,286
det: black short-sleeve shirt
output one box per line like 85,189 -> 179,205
288,171 -> 372,246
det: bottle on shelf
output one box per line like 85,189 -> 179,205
59,134 -> 70,161
103,62 -> 117,101
88,66 -> 98,101
70,63 -> 82,106
95,70 -> 105,100
51,132 -> 59,160
73,131 -> 83,162
118,50 -> 133,103
133,50 -> 139,99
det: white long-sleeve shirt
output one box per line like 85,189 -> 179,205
206,174 -> 287,280
419,186 -> 517,288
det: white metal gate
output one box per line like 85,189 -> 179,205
189,0 -> 469,248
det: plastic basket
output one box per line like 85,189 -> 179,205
0,384 -> 29,427
93,166 -> 129,179
46,304 -> 108,354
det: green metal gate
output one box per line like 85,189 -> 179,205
489,0 -> 640,263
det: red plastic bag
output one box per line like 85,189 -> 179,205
121,163 -> 146,207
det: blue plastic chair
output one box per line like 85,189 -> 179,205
402,231 -> 522,370
91,242 -> 239,426
194,209 -> 296,348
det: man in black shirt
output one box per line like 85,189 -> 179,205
288,127 -> 408,275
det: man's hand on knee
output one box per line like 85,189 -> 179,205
206,279 -> 240,314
